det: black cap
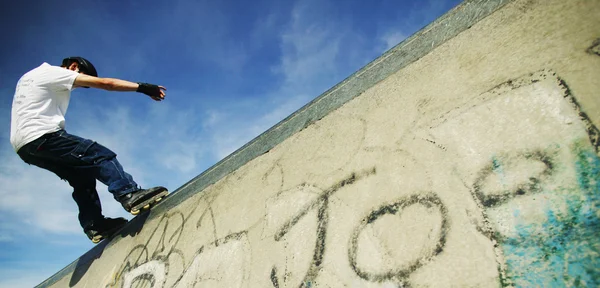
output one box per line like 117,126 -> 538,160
62,57 -> 98,77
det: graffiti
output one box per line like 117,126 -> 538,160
471,143 -> 600,287
122,260 -> 166,288
105,212 -> 186,288
170,232 -> 250,287
268,168 -> 377,287
470,144 -> 600,287
473,149 -> 556,208
71,69 -> 598,288
119,232 -> 250,288
105,195 -> 209,288
110,167 -> 455,288
349,193 -> 448,284
430,70 -> 600,287
587,38 -> 600,56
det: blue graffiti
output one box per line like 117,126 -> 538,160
500,144 -> 600,287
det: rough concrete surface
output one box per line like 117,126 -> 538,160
37,0 -> 599,287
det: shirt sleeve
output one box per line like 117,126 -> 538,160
45,65 -> 79,91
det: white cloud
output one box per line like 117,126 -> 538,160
204,0 -> 359,159
275,0 -> 343,89
0,150 -> 82,236
0,234 -> 13,243
203,110 -> 225,128
0,267 -> 57,288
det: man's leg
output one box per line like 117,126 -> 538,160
19,130 -> 167,217
17,148 -> 104,229
70,174 -> 103,229
18,130 -> 140,200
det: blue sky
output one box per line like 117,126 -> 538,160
0,0 -> 460,286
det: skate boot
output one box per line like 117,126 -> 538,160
119,186 -> 169,215
84,217 -> 128,244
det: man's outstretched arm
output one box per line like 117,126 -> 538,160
74,74 -> 166,101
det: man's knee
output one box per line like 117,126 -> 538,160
76,142 -> 117,165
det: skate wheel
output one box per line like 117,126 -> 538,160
155,197 -> 163,203
143,204 -> 151,210
131,209 -> 140,215
92,238 -> 101,244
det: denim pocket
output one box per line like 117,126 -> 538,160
70,139 -> 95,159
33,138 -> 48,153
71,140 -> 117,165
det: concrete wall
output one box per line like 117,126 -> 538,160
38,0 -> 600,287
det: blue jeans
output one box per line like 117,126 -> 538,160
17,130 -> 139,229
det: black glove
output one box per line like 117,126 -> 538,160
136,83 -> 161,98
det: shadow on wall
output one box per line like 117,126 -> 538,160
69,212 -> 150,287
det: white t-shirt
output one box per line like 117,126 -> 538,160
10,63 -> 79,152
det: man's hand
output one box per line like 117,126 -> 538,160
137,83 -> 166,101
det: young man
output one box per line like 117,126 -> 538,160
10,57 -> 169,243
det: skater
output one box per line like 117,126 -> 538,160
10,57 -> 169,243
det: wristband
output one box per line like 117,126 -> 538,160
136,82 -> 161,97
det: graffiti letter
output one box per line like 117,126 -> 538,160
171,232 -> 250,288
349,193 -> 448,284
122,260 -> 166,288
